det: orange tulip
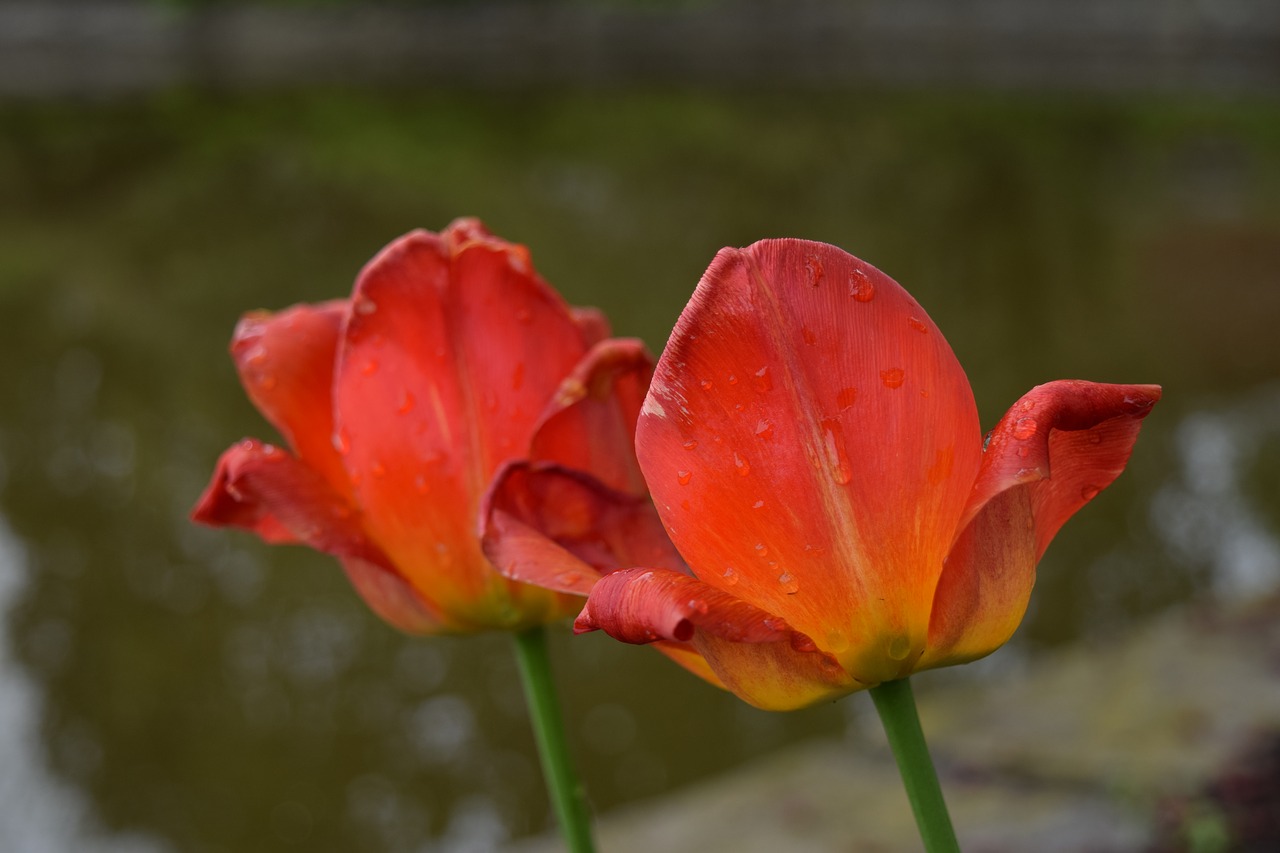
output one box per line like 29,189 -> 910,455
193,218 -> 619,634
485,238 -> 1160,710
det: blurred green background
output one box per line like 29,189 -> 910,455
2,2 -> 1280,851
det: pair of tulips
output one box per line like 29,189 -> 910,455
195,219 -> 1158,847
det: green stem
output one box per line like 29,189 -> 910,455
869,677 -> 960,853
512,626 -> 596,853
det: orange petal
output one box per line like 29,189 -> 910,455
922,380 -> 1162,669
530,339 -> 653,495
637,239 -> 982,684
576,568 -> 860,710
331,226 -> 589,623
481,461 -> 688,596
230,300 -> 350,496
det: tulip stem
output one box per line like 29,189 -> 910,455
869,677 -> 960,853
512,626 -> 596,853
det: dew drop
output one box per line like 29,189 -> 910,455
728,373 -> 739,386
837,386 -> 858,411
722,566 -> 740,585
354,297 -> 377,316
700,379 -> 714,391
261,443 -> 278,456
677,470 -> 692,486
803,543 -> 827,556
259,374 -> 278,391
687,598 -> 709,615
754,419 -> 775,440
887,635 -> 912,661
880,368 -> 905,389
907,316 -> 928,334
801,327 -> 818,346
398,391 -> 416,414
805,255 -> 825,287
778,572 -> 799,594
753,366 -> 772,392
682,439 -> 699,451
820,418 -> 853,485
791,634 -> 817,652
1081,484 -> 1101,501
754,543 -> 769,557
1021,398 -> 1037,412
1015,445 -> 1030,458
332,429 -> 351,455
752,499 -> 765,510
733,451 -> 751,476
849,268 -> 876,302
826,631 -> 850,653
1012,417 -> 1038,440
555,571 -> 583,588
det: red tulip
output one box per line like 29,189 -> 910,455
192,219 -> 619,634
485,238 -> 1160,710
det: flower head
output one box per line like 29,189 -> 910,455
193,219 -> 615,634
486,238 -> 1160,709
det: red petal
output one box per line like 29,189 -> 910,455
530,339 -> 653,495
231,300 -> 350,495
481,461 -> 687,596
923,381 -> 1161,668
191,439 -> 389,565
576,568 -> 860,710
340,556 -> 451,635
331,224 -> 589,622
637,240 -> 982,685
572,306 -> 612,346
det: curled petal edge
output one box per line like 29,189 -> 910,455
576,568 -> 861,711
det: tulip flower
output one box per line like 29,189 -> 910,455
484,237 -> 1159,851
192,219 -> 603,851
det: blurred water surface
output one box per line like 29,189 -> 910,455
1,89 -> 1279,851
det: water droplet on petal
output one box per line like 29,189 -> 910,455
907,316 -> 928,334
754,543 -> 769,557
805,255 -> 825,287
753,366 -> 772,392
826,631 -> 850,653
682,439 -> 699,451
1015,445 -> 1030,458
398,391 -> 416,414
880,368 -> 905,389
1021,398 -> 1037,411
700,379 -> 713,391
801,327 -> 817,345
259,374 -> 278,391
1012,417 -> 1037,440
887,635 -> 912,661
332,429 -> 351,455
803,543 -> 827,556
778,572 -> 799,594
354,297 -> 377,316
837,386 -> 858,410
722,566 -> 739,585
752,500 -> 765,510
820,418 -> 853,484
1081,484 -> 1101,501
555,571 -> 583,587
677,470 -> 692,485
687,598 -> 709,615
754,419 -> 774,440
791,633 -> 817,652
733,452 -> 751,476
728,373 -> 739,386
849,268 -> 876,301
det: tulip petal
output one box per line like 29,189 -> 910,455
921,381 -> 1162,669
192,439 -> 450,632
638,239 -> 982,684
577,568 -> 860,710
530,339 -> 653,495
230,300 -> 350,495
481,461 -> 688,596
572,306 -> 612,347
332,222 -> 588,622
